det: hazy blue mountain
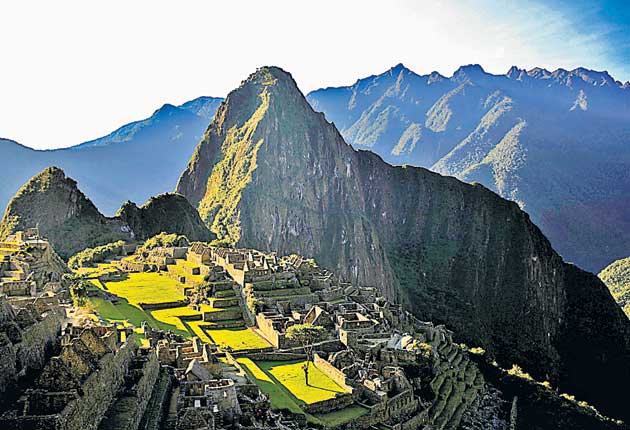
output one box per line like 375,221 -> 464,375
307,64 -> 630,273
0,96 -> 223,215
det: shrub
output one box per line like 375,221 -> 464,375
507,364 -> 533,381
468,347 -> 485,355
69,278 -> 90,306
68,240 -> 126,269
138,233 -> 189,254
418,342 -> 433,359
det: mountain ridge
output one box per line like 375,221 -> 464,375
0,96 -> 223,215
306,64 -> 630,273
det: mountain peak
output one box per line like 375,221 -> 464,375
153,103 -> 181,117
507,65 -> 526,79
389,63 -> 410,73
453,64 -> 487,80
0,166 -> 105,254
570,67 -> 616,86
24,166 -> 80,193
249,66 -> 295,85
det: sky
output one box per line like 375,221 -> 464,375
1,0 -> 628,149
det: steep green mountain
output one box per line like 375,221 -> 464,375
0,96 -> 222,215
177,66 -> 630,423
306,64 -> 630,274
0,167 -> 213,258
600,257 -> 630,317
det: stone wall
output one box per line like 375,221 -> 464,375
313,353 -> 353,392
302,392 -> 354,414
137,368 -> 172,430
60,336 -> 138,430
0,280 -> 34,296
98,350 -> 160,430
16,309 -> 64,375
203,307 -> 242,322
247,352 -> 306,361
139,300 -> 188,311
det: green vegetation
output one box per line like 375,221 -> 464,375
261,360 -> 348,404
68,240 -> 126,269
104,272 -> 186,305
197,85 -> 271,244
88,296 -> 188,337
69,277 -> 90,306
237,357 -> 362,427
599,256 -> 630,317
205,327 -> 270,351
75,262 -> 120,278
507,364 -> 533,381
285,324 -> 327,362
137,232 -> 189,254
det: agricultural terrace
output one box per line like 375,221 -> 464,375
237,358 -> 367,426
103,272 -> 186,305
204,327 -> 270,350
80,262 -> 270,351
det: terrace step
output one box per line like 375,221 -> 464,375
252,286 -> 312,298
213,289 -> 237,299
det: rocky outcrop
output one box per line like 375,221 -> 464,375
599,256 -> 630,317
0,167 -> 213,259
0,167 -> 129,259
116,193 -> 214,243
176,66 -> 630,422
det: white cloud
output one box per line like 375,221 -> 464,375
0,0 -> 624,149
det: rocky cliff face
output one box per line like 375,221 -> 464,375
0,167 -> 128,259
0,167 -> 212,259
177,66 -> 630,422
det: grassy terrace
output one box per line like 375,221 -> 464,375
82,264 -> 269,351
84,271 -> 196,339
237,358 -> 367,427
104,272 -> 186,305
205,327 -> 270,350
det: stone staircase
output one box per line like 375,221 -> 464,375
427,339 -> 485,430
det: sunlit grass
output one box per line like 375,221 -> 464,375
237,358 -> 365,427
206,327 -> 270,350
261,360 -> 349,404
103,272 -> 186,305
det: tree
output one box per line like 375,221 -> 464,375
286,324 -> 327,386
285,323 -> 327,363
68,276 -> 90,307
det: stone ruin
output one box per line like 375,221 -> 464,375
0,229 -> 68,298
0,234 -> 517,430
0,322 -> 160,430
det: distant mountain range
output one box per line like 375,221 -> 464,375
306,64 -> 630,273
0,96 -> 223,215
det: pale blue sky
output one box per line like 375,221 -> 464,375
1,0 -> 628,149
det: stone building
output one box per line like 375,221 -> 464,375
0,325 -> 154,430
